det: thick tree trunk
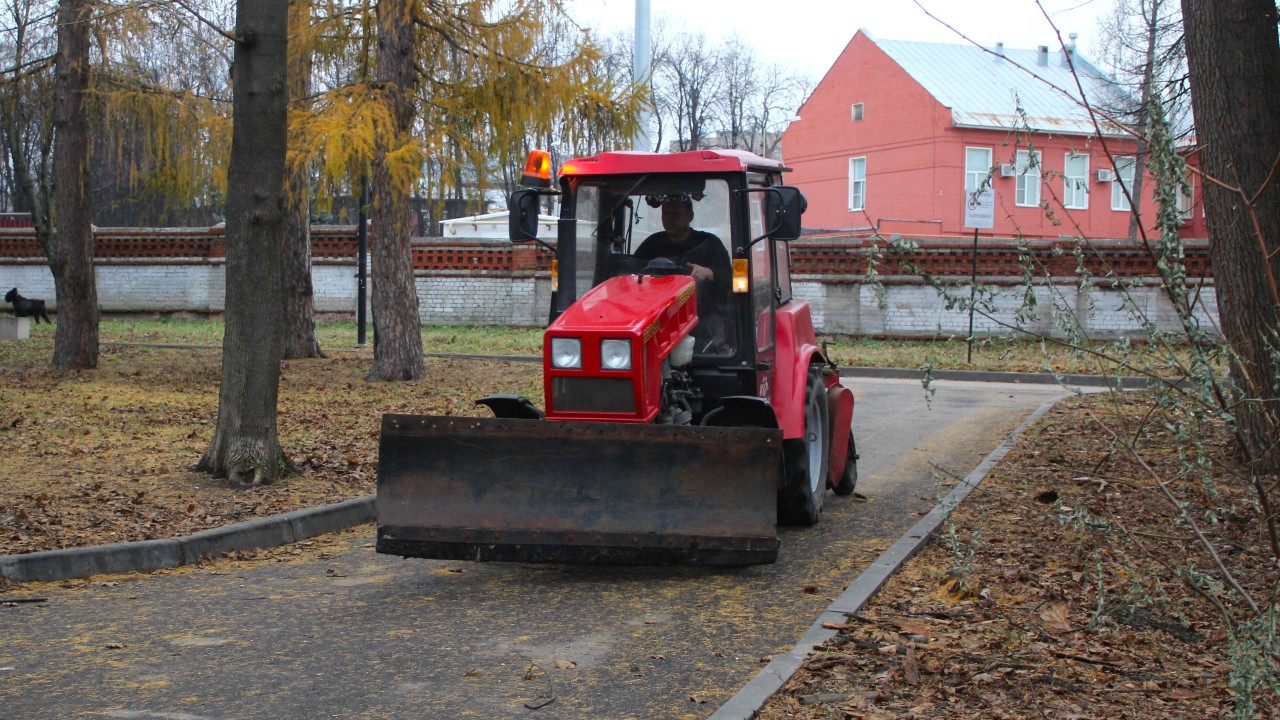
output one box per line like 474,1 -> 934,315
1181,0 -> 1280,470
281,0 -> 324,361
50,0 -> 98,371
366,0 -> 424,382
197,0 -> 295,486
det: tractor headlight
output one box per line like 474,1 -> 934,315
600,339 -> 632,371
550,337 -> 582,369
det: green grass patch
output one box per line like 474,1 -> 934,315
822,334 -> 1217,378
9,317 -> 1216,377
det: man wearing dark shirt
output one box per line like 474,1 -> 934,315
634,197 -> 733,351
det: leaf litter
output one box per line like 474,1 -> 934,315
759,392 -> 1275,719
0,346 -> 539,558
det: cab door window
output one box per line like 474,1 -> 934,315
572,185 -> 603,300
774,240 -> 792,305
747,190 -> 775,352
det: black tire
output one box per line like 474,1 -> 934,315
832,433 -> 859,496
778,367 -> 829,526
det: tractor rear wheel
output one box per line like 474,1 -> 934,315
832,433 -> 859,496
779,367 -> 829,526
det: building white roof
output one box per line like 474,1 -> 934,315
870,32 -> 1134,137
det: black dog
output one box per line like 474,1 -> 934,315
5,288 -> 51,324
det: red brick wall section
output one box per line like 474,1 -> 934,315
0,226 -> 1209,282
311,227 -> 357,258
94,229 -> 225,258
0,232 -> 43,257
789,236 -> 1212,283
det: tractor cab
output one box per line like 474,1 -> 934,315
509,149 -> 806,423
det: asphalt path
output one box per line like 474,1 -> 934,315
0,377 -> 1071,720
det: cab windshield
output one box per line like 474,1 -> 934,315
571,177 -> 735,356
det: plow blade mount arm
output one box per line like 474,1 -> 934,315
376,414 -> 783,565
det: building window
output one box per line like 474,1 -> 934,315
848,157 -> 866,211
1064,153 -> 1089,209
965,147 -> 993,200
1112,156 -> 1136,211
1015,149 -> 1042,207
851,102 -> 864,121
1176,167 -> 1194,220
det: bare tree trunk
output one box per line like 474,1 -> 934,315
1182,0 -> 1280,471
197,0 -> 295,486
281,167 -> 323,359
281,0 -> 323,360
50,0 -> 97,371
1,4 -> 54,255
366,0 -> 424,382
1126,0 -> 1162,240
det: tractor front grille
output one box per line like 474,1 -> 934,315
551,377 -> 636,414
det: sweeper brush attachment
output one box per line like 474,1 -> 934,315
375,414 -> 783,566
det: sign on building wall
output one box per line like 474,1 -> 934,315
964,188 -> 994,230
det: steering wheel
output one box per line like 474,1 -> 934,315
640,257 -> 690,277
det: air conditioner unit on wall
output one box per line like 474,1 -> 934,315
1097,168 -> 1116,182
999,164 -> 1015,177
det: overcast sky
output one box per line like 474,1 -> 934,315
566,0 -> 1111,81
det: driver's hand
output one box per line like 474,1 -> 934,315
687,263 -> 713,281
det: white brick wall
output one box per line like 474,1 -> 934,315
795,279 -> 1218,340
1,259 -> 1217,338
1,264 -> 55,301
415,275 -> 545,325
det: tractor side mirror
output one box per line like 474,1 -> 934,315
763,186 -> 807,241
508,188 -> 542,242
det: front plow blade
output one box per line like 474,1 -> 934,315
376,414 -> 782,565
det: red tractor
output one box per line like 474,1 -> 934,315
376,148 -> 858,565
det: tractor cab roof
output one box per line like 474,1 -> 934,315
559,149 -> 788,178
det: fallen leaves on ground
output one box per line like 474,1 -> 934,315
760,392 -> 1276,720
0,346 -> 540,557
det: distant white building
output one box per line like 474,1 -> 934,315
439,211 -> 557,239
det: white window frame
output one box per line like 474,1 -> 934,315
964,147 -> 993,200
1015,149 -> 1042,207
851,102 -> 864,121
1176,168 -> 1195,220
1064,153 -> 1089,209
848,156 -> 866,211
1112,156 -> 1136,211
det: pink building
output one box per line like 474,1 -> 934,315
781,31 -> 1206,241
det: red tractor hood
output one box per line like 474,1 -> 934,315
552,273 -> 697,340
544,273 -> 698,423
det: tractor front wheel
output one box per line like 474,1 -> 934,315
779,367 -> 829,526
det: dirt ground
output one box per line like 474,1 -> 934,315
2,345 -> 1274,718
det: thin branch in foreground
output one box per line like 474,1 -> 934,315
1086,408 -> 1262,617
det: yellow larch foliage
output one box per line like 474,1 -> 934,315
294,0 -> 642,205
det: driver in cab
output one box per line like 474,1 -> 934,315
634,195 -> 733,351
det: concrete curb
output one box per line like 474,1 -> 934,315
0,495 -> 374,584
707,396 -> 1063,720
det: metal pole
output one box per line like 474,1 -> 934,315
632,0 -> 653,152
967,227 -> 978,364
356,177 -> 369,347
